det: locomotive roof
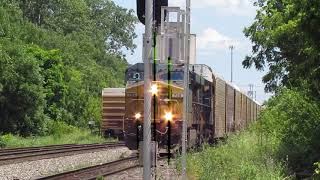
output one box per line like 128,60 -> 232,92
226,80 -> 261,105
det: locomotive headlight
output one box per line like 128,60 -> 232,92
150,84 -> 159,95
164,112 -> 173,121
135,113 -> 142,120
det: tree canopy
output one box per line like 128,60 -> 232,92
0,0 -> 137,136
243,0 -> 320,98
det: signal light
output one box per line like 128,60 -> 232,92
136,0 -> 168,26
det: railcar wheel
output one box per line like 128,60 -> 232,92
104,129 -> 115,138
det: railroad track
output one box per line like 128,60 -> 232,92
0,142 -> 125,166
38,155 -> 171,180
38,156 -> 139,180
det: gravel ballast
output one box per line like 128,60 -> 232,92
0,147 -> 131,180
107,159 -> 181,180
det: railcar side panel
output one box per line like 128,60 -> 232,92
250,99 -> 254,122
101,88 -> 125,137
254,102 -> 256,120
240,94 -> 247,129
234,91 -> 242,131
246,97 -> 251,125
256,106 -> 259,119
253,101 -> 256,121
225,84 -> 235,133
214,77 -> 226,138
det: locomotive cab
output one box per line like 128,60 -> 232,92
124,63 -> 184,150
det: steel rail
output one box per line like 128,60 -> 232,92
0,144 -> 77,153
0,142 -> 122,156
38,156 -> 169,180
37,156 -> 139,180
0,142 -> 125,166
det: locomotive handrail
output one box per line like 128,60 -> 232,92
192,102 -> 211,108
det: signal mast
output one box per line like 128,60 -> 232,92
136,0 -> 193,179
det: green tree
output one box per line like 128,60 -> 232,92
0,2 -> 46,135
0,0 -> 136,135
0,41 -> 46,136
243,0 -> 320,97
26,45 -> 67,122
18,0 -> 137,55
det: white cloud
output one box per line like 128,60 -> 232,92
197,28 -> 239,54
170,0 -> 256,16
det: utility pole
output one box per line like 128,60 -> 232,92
143,0 -> 153,179
229,45 -> 235,83
254,91 -> 257,100
248,84 -> 254,99
182,0 -> 191,179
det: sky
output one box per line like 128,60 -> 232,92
113,0 -> 273,103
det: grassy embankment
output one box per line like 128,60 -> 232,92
0,121 -> 114,148
186,129 -> 285,179
186,89 -> 320,179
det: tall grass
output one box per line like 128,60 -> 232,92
186,129 -> 286,180
186,89 -> 320,179
0,121 -> 115,148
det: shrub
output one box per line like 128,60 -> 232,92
259,89 -> 320,173
0,134 -> 23,148
0,136 -> 7,148
45,121 -> 77,136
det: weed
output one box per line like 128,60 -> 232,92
96,175 -> 104,180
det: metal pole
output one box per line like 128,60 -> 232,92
143,0 -> 153,179
182,0 -> 191,179
229,45 -> 234,83
167,57 -> 173,163
152,26 -> 157,180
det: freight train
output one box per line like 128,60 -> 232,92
101,1 -> 261,150
101,63 -> 261,150
122,63 -> 261,150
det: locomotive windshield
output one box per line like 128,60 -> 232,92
159,71 -> 184,81
126,63 -> 184,82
